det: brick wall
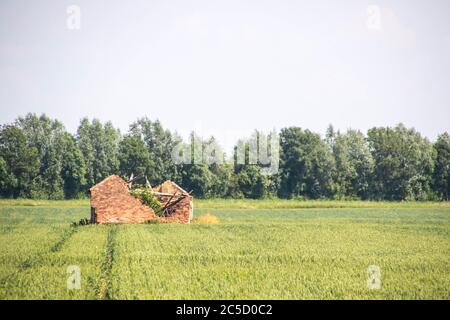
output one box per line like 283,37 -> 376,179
159,194 -> 193,224
154,181 -> 193,224
90,175 -> 157,224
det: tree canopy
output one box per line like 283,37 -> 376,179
0,113 -> 448,201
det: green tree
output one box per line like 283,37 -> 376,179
235,165 -> 269,199
233,132 -> 273,199
367,124 -> 434,200
432,133 -> 450,200
76,118 -> 121,189
76,118 -> 95,188
16,113 -> 66,198
0,125 -> 39,197
118,134 -> 152,179
203,135 -> 246,198
208,162 -> 238,198
278,127 -> 335,199
129,117 -> 181,185
178,133 -> 215,198
0,155 -> 16,196
104,122 -> 121,176
325,124 -> 336,150
181,163 -> 214,198
332,130 -> 374,199
15,113 -> 90,199
60,132 -> 86,198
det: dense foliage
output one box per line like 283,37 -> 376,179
0,113 -> 448,200
129,188 -> 163,214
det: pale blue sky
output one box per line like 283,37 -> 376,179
0,0 -> 449,151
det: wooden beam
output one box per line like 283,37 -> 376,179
145,176 -> 152,189
151,191 -> 185,197
161,191 -> 178,211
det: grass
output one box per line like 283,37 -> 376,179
1,198 -> 450,209
0,201 -> 449,299
97,226 -> 117,300
0,199 -> 89,207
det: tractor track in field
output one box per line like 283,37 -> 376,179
0,225 -> 80,286
97,225 -> 117,300
50,225 -> 79,252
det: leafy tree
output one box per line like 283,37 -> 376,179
76,118 -> 96,188
181,163 -> 214,198
278,127 -> 335,199
103,122 -> 121,176
16,113 -> 66,198
235,165 -> 269,199
325,124 -> 336,150
76,118 -> 121,189
367,124 -> 434,200
90,119 -> 120,184
0,155 -> 16,196
432,133 -> 450,200
118,133 -> 152,179
15,113 -> 65,160
60,132 -> 86,198
0,125 -> 39,197
332,130 -> 374,199
202,136 -> 240,198
15,113 -> 89,199
178,133 -> 214,198
40,145 -> 64,199
233,132 -> 273,199
208,163 -> 238,198
129,117 -> 180,184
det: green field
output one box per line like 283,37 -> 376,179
0,201 -> 449,299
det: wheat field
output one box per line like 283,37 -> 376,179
0,202 -> 449,299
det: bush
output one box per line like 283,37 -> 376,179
71,218 -> 90,227
193,213 -> 219,224
130,188 -> 163,214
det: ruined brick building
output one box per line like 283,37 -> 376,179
89,175 -> 193,224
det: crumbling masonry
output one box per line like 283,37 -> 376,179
89,175 -> 193,224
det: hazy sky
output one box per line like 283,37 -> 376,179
0,0 -> 449,151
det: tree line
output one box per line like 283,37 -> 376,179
0,113 -> 448,201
